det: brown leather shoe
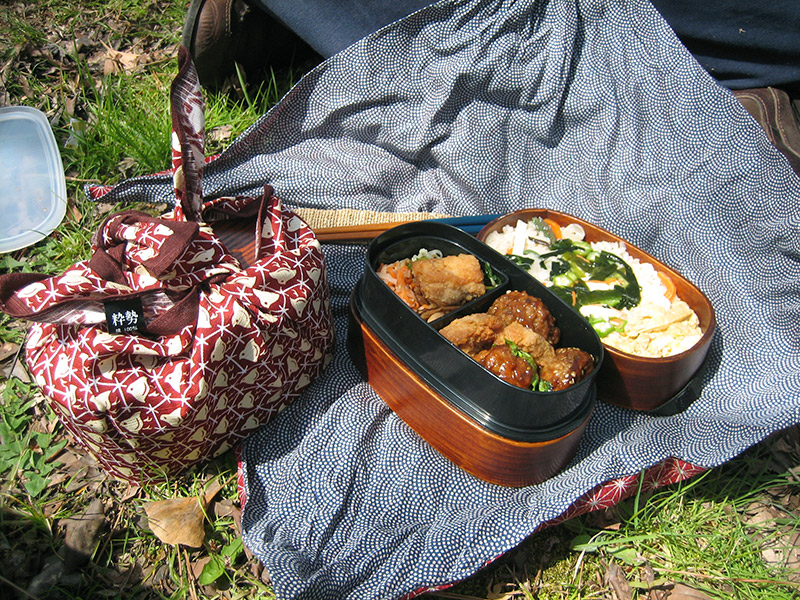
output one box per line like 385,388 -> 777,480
734,87 -> 800,177
182,0 -> 237,89
181,0 -> 320,91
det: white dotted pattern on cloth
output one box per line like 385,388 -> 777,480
91,0 -> 800,598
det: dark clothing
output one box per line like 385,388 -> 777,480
257,0 -> 432,58
650,0 -> 800,94
255,0 -> 800,93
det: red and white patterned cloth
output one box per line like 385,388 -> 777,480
0,48 -> 334,482
1,193 -> 333,483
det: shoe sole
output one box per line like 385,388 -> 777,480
181,0 -> 206,50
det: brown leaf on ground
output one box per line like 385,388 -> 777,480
0,341 -> 20,362
213,497 -> 238,520
144,478 -> 228,548
642,562 -> 669,600
743,500 -> 782,526
605,562 -> 633,600
665,583 -> 712,599
486,582 -> 524,599
208,124 -> 235,145
761,528 -> 800,581
3,355 -> 31,382
61,448 -> 107,494
115,480 -> 142,503
62,497 -> 106,572
191,555 -> 212,579
743,495 -> 800,581
96,202 -> 119,215
99,42 -> 152,75
144,495 -> 208,548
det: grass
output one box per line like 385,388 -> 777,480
434,443 -> 800,600
1,1 -> 798,599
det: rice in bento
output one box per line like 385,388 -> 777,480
484,218 -> 703,358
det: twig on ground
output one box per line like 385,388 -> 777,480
656,568 -> 800,587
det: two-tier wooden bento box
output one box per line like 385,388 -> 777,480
347,222 -> 605,487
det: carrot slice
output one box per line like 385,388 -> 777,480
543,218 -> 562,240
657,271 -> 676,301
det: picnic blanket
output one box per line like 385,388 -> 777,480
91,0 -> 800,598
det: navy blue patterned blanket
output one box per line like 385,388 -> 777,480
93,0 -> 800,598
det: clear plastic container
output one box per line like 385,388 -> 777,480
0,106 -> 67,253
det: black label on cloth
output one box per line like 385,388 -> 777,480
104,297 -> 145,334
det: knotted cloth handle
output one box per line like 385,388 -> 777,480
86,210 -> 205,336
0,50 -> 259,337
171,46 -> 206,222
89,211 -> 200,285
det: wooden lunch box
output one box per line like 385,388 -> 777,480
478,209 -> 716,414
346,222 -> 605,487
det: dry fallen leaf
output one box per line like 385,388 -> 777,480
144,495 -> 207,548
63,497 -> 107,571
666,583 -> 712,599
0,341 -> 19,362
486,582 -> 523,599
3,354 -> 31,382
191,555 -> 212,579
743,500 -> 782,526
144,478 -> 228,548
100,42 -> 149,75
605,562 -> 633,600
208,124 -> 234,144
761,528 -> 800,580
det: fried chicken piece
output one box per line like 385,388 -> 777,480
488,290 -> 560,344
411,254 -> 485,308
439,313 -> 504,355
538,347 -> 594,391
497,321 -> 556,363
474,344 -> 535,389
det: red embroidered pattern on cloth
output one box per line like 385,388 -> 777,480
0,47 -> 334,483
18,194 -> 334,482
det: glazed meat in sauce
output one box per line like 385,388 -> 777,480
538,348 -> 595,391
487,290 -> 560,345
440,290 -> 594,391
474,344 -> 535,389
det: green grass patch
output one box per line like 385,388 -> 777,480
1,1 -> 798,599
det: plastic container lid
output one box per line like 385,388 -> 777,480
0,106 -> 67,253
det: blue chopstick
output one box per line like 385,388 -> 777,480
431,214 -> 503,227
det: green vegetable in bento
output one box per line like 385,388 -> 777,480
482,262 -> 503,289
529,217 -> 557,245
537,240 -> 641,311
587,315 -> 628,338
506,253 -> 537,271
505,340 -> 553,393
503,233 -> 641,339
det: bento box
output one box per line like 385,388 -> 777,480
478,209 -> 716,414
347,222 -> 604,487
